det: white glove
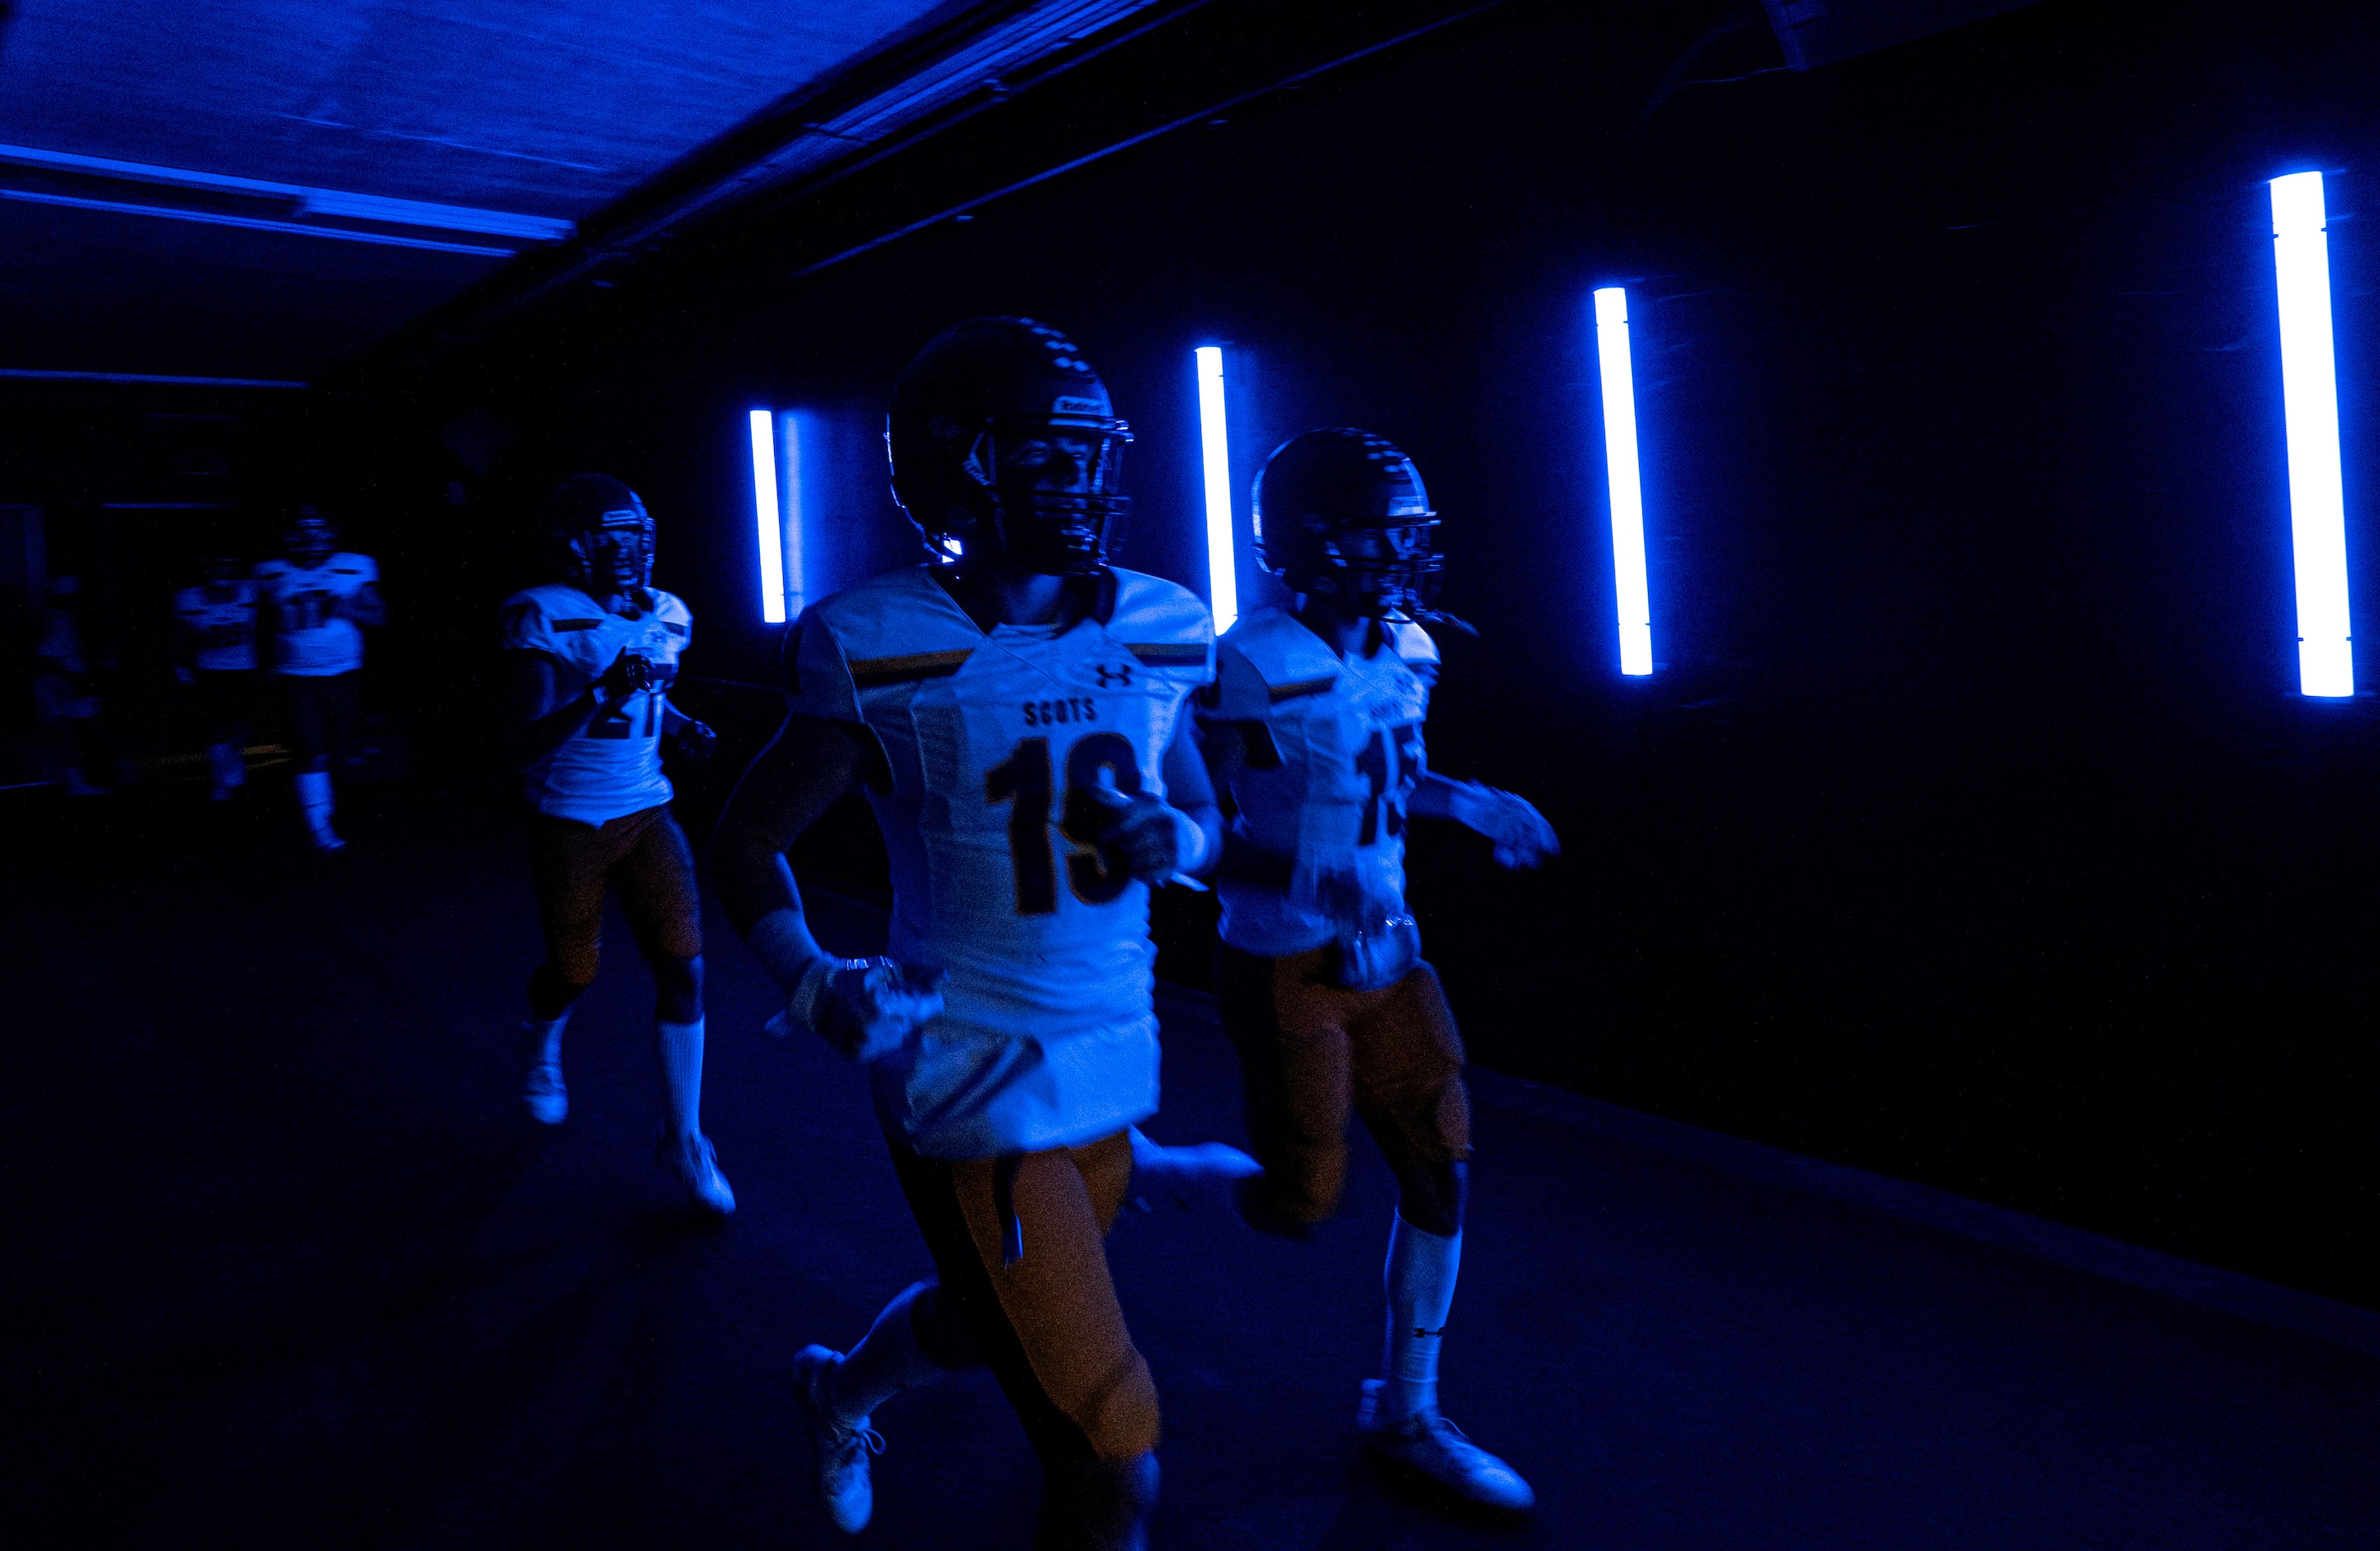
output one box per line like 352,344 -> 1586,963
1456,783 -> 1560,869
1078,785 -> 1208,883
767,956 -> 947,1062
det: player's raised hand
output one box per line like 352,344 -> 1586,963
1464,783 -> 1559,869
598,649 -> 653,699
769,956 -> 947,1062
1076,784 -> 1203,884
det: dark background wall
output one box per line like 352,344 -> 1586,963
40,0 -> 2373,1302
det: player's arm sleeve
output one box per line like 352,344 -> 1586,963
1199,640 -> 1272,722
781,617 -> 865,724
1195,640 -> 1284,780
499,594 -> 561,660
249,567 -> 282,653
349,557 -> 387,625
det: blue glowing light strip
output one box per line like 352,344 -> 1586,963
1594,287 -> 1652,676
0,188 -> 521,257
779,412 -> 807,620
1195,345 -> 1239,633
2270,172 -> 2354,697
749,410 -> 786,624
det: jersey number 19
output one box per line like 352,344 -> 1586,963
986,733 -> 1142,914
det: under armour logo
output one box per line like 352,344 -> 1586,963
1095,662 -> 1133,688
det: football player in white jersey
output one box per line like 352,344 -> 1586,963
1195,429 -> 1559,1515
500,475 -> 733,1215
715,319 -> 1242,1548
172,548 -> 259,801
254,508 -> 382,851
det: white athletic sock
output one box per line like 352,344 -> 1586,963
1381,1212 -> 1462,1423
829,1280 -> 952,1425
294,768 -> 337,836
525,1011 -> 569,1066
653,1017 -> 705,1143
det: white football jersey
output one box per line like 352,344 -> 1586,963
501,583 -> 692,826
255,553 -> 376,676
174,581 -> 259,671
788,565 -> 1215,1158
1198,606 -> 1439,956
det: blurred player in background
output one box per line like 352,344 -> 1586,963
172,546 -> 259,802
33,574 -> 107,796
501,474 -> 733,1216
254,508 -> 382,850
1196,429 -> 1558,1515
715,319 -> 1244,1548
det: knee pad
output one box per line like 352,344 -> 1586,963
904,1279 -> 982,1370
1236,1174 -> 1323,1240
528,961 -> 593,1019
1392,1158 -> 1468,1239
1034,1452 -> 1157,1551
649,951 -> 702,1001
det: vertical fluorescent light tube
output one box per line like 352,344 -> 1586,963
779,411 -> 806,619
2271,172 -> 2353,697
1594,287 -> 1653,676
1194,344 -> 1239,633
749,409 -> 785,624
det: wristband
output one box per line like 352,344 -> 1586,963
749,908 -> 827,993
791,953 -> 893,1033
1446,780 -> 1497,831
788,956 -> 839,1031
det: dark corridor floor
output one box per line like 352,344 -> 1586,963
7,787 -> 2376,1549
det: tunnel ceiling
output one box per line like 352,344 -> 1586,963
0,0 -> 1161,381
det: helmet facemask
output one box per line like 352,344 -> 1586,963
1293,515 -> 1442,619
887,318 -> 1133,576
286,511 -> 337,568
560,506 -> 655,596
951,420 -> 1132,575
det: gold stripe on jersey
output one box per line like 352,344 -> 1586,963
1268,676 -> 1339,704
850,648 -> 974,689
1124,642 -> 1209,666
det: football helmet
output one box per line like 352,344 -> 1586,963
886,317 -> 1132,574
1252,429 -> 1442,619
546,473 -> 655,595
283,506 -> 339,568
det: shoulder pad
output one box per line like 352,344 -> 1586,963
1385,618 -> 1439,667
805,567 -> 981,690
1219,607 -> 1340,699
1106,568 -> 1214,675
498,586 -> 594,652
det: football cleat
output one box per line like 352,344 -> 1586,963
1357,1378 -> 1535,1514
795,1345 -> 886,1534
657,1131 -> 736,1215
522,1060 -> 568,1126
